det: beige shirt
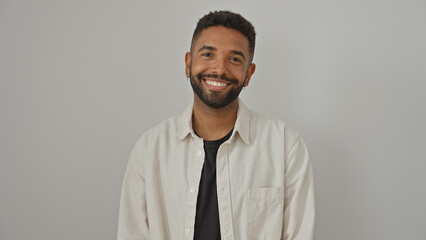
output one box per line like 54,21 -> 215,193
117,99 -> 315,240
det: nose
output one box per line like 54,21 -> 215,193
211,57 -> 228,76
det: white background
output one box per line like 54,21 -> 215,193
1,0 -> 425,239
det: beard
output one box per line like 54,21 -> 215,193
189,68 -> 246,109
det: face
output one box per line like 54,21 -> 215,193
185,26 -> 256,109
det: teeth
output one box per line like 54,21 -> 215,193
206,80 -> 227,87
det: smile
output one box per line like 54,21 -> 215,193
205,80 -> 228,87
203,79 -> 230,90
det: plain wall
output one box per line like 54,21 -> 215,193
1,0 -> 425,239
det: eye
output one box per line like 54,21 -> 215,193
230,56 -> 242,63
201,52 -> 212,57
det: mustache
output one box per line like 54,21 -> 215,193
197,73 -> 239,85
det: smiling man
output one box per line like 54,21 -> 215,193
118,11 -> 315,240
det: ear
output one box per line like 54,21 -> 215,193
243,63 -> 256,87
185,52 -> 192,78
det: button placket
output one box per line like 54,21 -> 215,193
216,144 -> 235,240
184,139 -> 204,240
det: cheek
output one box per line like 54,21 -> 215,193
191,59 -> 246,80
190,60 -> 209,74
229,68 -> 247,81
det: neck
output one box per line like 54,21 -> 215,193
192,95 -> 238,141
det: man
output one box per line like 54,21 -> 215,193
118,10 -> 314,240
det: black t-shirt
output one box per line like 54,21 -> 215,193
193,129 -> 233,240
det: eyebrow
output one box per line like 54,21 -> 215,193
197,45 -> 217,52
197,45 -> 246,61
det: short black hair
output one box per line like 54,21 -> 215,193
191,10 -> 256,62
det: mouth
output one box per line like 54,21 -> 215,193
203,78 -> 231,90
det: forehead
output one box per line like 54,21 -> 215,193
193,26 -> 250,53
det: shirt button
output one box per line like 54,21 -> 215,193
190,188 -> 196,193
185,228 -> 191,234
197,150 -> 202,156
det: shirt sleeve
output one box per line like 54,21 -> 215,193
282,136 -> 315,240
117,142 -> 150,240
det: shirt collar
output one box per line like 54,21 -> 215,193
176,98 -> 250,144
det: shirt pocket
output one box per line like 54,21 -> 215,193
246,187 -> 284,240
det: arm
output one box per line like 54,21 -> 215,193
117,142 -> 150,240
282,136 -> 315,240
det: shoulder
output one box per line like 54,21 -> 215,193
248,109 -> 286,129
134,113 -> 182,148
248,109 -> 302,152
248,109 -> 298,136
